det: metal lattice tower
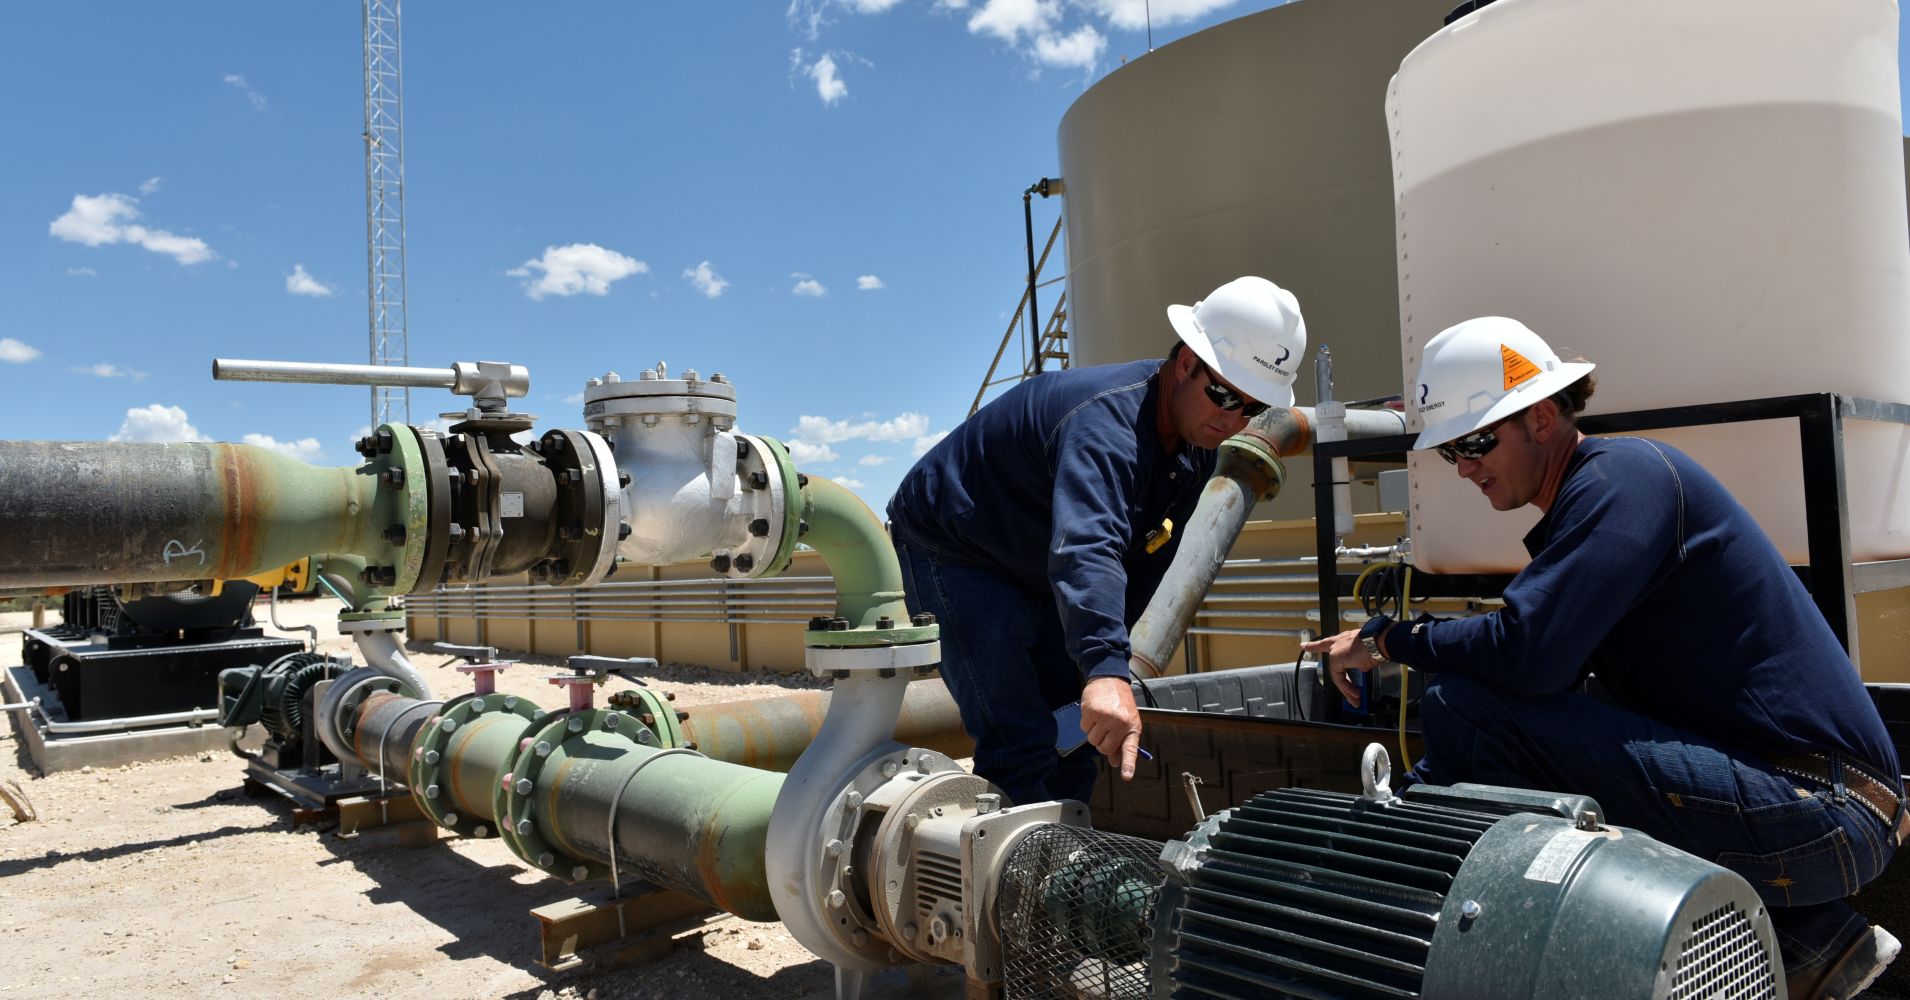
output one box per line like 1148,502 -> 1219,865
363,0 -> 410,427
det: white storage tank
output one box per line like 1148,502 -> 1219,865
1390,0 -> 1910,572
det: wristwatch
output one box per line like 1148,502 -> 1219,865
1358,615 -> 1393,664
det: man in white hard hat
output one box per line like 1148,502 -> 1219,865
889,276 -> 1305,806
1303,316 -> 1903,1000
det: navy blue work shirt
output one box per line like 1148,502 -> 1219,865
1387,436 -> 1899,778
888,360 -> 1214,683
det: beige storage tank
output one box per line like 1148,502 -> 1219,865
1056,0 -> 1453,519
1390,0 -> 1910,572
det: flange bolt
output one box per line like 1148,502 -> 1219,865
748,518 -> 770,537
710,554 -> 732,573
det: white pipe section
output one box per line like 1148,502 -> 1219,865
352,629 -> 434,700
765,671 -> 912,973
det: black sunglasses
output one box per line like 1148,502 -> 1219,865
1435,415 -> 1516,464
1196,361 -> 1270,418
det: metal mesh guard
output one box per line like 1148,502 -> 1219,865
1667,903 -> 1776,1000
997,824 -> 1164,1000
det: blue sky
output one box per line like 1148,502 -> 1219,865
4,2 -> 1908,513
0,0 -> 1253,511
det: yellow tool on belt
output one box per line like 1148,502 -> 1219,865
1144,518 -> 1175,554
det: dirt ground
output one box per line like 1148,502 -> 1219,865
0,597 -> 905,1000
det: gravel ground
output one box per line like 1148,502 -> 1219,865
0,598 -> 916,1000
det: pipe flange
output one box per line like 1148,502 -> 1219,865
535,428 -> 624,587
368,423 -> 432,593
411,429 -> 455,592
804,640 -> 942,678
495,707 -> 659,882
409,691 -> 543,838
603,686 -> 686,748
714,435 -> 796,580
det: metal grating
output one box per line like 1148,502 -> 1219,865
998,825 -> 1164,1000
1668,903 -> 1776,1000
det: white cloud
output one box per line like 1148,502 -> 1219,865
858,454 -> 893,466
856,274 -> 885,290
508,243 -> 647,300
65,267 -> 96,278
912,430 -> 951,456
834,476 -> 867,489
792,273 -> 828,297
49,193 -> 217,265
787,2 -> 828,41
138,176 -> 162,195
1033,24 -> 1106,67
843,0 -> 904,11
786,440 -> 842,464
285,263 -> 335,297
809,53 -> 848,105
968,0 -> 1058,42
223,73 -> 268,111
73,363 -> 149,381
110,404 -> 205,443
562,392 -> 585,405
683,260 -> 730,299
1077,0 -> 1237,31
242,433 -> 324,463
0,339 -> 42,363
793,412 -> 930,444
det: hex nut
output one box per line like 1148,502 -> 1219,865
424,750 -> 440,765
534,741 -> 552,757
515,779 -> 533,796
425,784 -> 440,799
571,866 -> 589,881
827,890 -> 846,909
517,819 -> 534,835
443,812 -> 460,827
567,718 -> 584,732
538,852 -> 555,867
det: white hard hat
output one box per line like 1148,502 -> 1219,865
1166,276 -> 1306,409
1411,317 -> 1597,450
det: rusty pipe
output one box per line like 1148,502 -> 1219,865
1128,421 -> 1289,679
677,679 -> 969,771
0,441 -> 391,590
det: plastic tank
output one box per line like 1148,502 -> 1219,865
1390,0 -> 1910,572
1056,0 -> 1453,520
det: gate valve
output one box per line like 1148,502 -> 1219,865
550,655 -> 661,712
434,642 -> 512,696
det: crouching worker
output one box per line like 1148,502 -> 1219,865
1304,317 -> 1903,1000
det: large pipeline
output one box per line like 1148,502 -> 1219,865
348,687 -> 785,920
0,441 -> 389,590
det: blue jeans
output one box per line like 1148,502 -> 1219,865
1418,674 -> 1896,973
893,537 -> 1101,806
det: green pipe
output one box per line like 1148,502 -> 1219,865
0,438 -> 415,590
796,474 -> 912,631
542,734 -> 785,921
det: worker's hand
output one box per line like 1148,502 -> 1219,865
1299,629 -> 1377,708
1081,674 -> 1143,780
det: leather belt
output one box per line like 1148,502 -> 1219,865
1772,752 -> 1910,848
